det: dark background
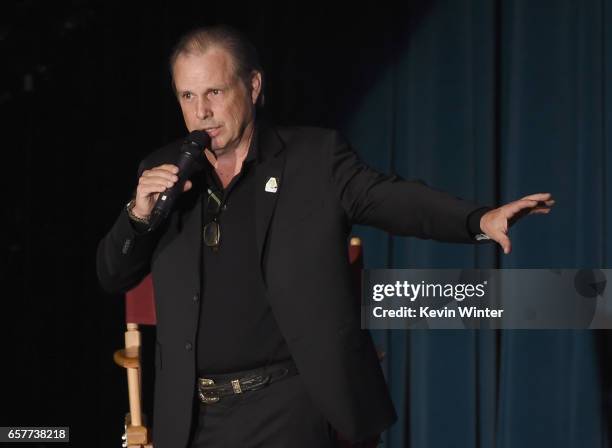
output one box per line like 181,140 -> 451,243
2,0 -> 611,447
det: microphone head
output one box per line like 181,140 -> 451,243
149,129 -> 211,229
180,130 -> 211,165
184,130 -> 211,149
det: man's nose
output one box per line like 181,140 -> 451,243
195,98 -> 212,120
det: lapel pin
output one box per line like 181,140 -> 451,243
265,177 -> 279,193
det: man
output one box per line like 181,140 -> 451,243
96,25 -> 554,448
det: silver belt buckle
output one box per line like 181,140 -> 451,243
231,379 -> 243,394
198,378 -> 220,404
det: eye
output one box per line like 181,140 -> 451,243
181,92 -> 192,100
209,89 -> 221,96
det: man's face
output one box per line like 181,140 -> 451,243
172,47 -> 261,155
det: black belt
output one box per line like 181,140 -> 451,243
197,359 -> 298,404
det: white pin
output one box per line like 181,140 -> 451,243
265,177 -> 279,193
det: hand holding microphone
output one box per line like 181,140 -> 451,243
130,130 -> 210,230
131,163 -> 188,216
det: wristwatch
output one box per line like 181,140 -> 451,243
126,199 -> 151,225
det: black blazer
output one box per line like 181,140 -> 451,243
97,119 -> 485,448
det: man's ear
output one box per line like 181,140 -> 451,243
250,70 -> 263,105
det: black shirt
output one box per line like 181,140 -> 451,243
196,124 -> 292,374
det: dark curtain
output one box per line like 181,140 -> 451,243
342,1 -> 611,446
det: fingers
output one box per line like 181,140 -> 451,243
520,193 -> 555,208
489,220 -> 511,254
486,225 -> 512,254
137,183 -> 168,197
141,165 -> 179,180
504,199 -> 539,218
153,164 -> 179,174
520,192 -> 552,201
480,192 -> 554,255
139,165 -> 179,191
133,164 -> 184,216
141,165 -> 179,183
480,209 -> 512,254
183,180 -> 193,192
497,234 -> 511,254
138,177 -> 175,196
505,197 -> 556,219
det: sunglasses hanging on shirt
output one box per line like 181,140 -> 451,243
203,188 -> 224,250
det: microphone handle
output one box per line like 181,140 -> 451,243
148,183 -> 184,230
148,149 -> 203,230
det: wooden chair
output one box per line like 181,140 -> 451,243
113,237 -> 380,447
113,273 -> 155,448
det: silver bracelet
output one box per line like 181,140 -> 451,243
126,199 -> 151,225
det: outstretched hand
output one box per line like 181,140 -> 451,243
479,192 -> 555,254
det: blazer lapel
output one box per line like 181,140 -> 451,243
254,121 -> 286,272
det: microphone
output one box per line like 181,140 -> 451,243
148,130 -> 211,230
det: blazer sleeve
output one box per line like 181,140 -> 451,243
328,130 -> 487,243
96,160 -> 164,294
